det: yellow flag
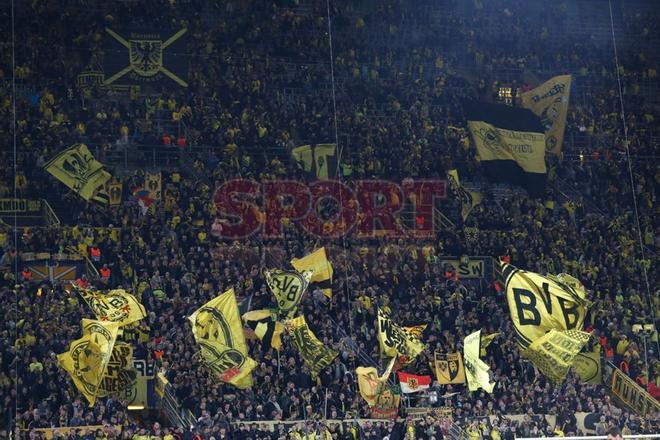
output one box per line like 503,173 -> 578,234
291,248 -> 333,298
463,330 -> 495,393
145,172 -> 162,200
57,319 -> 120,406
356,357 -> 396,406
480,332 -> 500,357
447,169 -> 482,221
503,263 -> 590,349
96,342 -> 136,398
377,308 -> 425,360
44,144 -> 111,201
287,315 -> 338,378
242,309 -> 284,351
573,348 -> 602,385
76,287 -> 146,328
265,269 -> 312,315
188,288 -> 257,389
403,324 -> 427,340
523,329 -> 591,384
434,352 -> 466,385
107,178 -> 123,206
520,75 -> 571,155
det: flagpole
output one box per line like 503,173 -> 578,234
324,387 -> 328,420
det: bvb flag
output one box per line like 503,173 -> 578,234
265,269 -> 312,316
291,144 -> 338,180
287,315 -> 338,378
447,169 -> 482,221
377,308 -> 425,360
76,287 -> 146,328
58,319 -> 120,406
96,342 -> 137,398
242,309 -> 284,352
434,352 -> 466,385
356,357 -> 396,406
464,100 -> 546,198
522,329 -> 591,384
520,75 -> 572,155
188,288 -> 257,389
44,144 -> 112,201
463,330 -> 495,393
503,263 -> 590,350
290,248 -> 333,298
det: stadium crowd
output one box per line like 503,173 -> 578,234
0,0 -> 659,438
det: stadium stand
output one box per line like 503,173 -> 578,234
0,0 -> 658,438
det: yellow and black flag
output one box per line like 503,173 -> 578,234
377,308 -> 425,361
290,247 -> 333,298
480,332 -> 500,357
58,319 -> 120,406
287,315 -> 338,378
188,288 -> 257,389
44,144 -> 112,201
520,75 -> 571,155
464,101 -> 547,198
145,172 -> 162,201
291,144 -> 337,180
447,169 -> 482,221
433,352 -> 466,385
356,357 -> 396,406
522,329 -> 591,384
503,263 -> 590,350
76,287 -> 146,328
463,330 -> 495,393
96,342 -> 137,398
242,309 -> 284,352
573,348 -> 602,385
104,28 -> 189,87
107,177 -> 123,206
265,269 -> 312,317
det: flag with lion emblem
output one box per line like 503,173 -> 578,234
434,352 -> 466,384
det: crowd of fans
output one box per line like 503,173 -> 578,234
0,0 -> 658,438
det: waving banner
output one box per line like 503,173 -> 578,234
287,315 -> 337,378
58,319 -> 119,406
522,329 -> 591,384
77,287 -> 146,327
44,144 -> 111,201
377,308 -> 425,360
265,269 -> 312,316
290,247 -> 333,298
189,288 -> 257,389
463,330 -> 495,393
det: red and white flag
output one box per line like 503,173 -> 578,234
398,372 -> 431,393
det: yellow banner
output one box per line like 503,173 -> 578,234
265,269 -> 311,315
188,288 -> 257,388
107,178 -> 123,206
242,309 -> 284,351
434,352 -> 466,384
447,169 -> 482,221
44,144 -> 111,201
77,287 -> 146,328
356,357 -> 396,406
503,264 -> 589,349
463,330 -> 495,393
287,315 -> 338,378
520,75 -> 571,155
611,367 -> 660,416
469,121 -> 547,174
480,332 -> 500,357
522,329 -> 591,384
291,247 -> 333,298
371,385 -> 401,420
57,319 -> 119,406
573,349 -> 602,385
145,172 -> 162,200
96,342 -> 136,398
377,308 -> 425,360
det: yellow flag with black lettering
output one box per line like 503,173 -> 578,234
523,329 -> 591,384
291,248 -> 333,298
463,330 -> 495,393
265,269 -> 312,316
287,315 -> 338,378
96,342 -> 136,398
520,75 -> 571,155
357,357 -> 396,406
447,169 -> 482,221
76,287 -> 146,328
44,144 -> 111,201
573,348 -> 602,385
188,288 -> 257,389
377,308 -> 425,360
433,352 -> 466,385
503,263 -> 590,349
57,319 -> 120,406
